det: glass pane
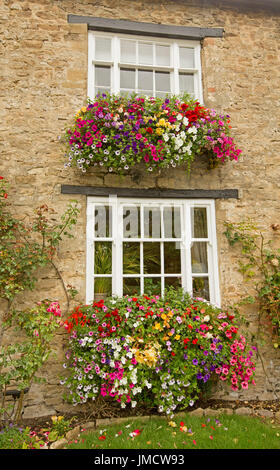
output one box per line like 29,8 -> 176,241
165,277 -> 182,290
144,207 -> 161,238
95,37 -> 111,61
138,69 -> 153,91
156,45 -> 170,66
138,90 -> 154,96
120,39 -> 136,63
123,206 -> 140,238
163,206 -> 181,238
143,242 -> 161,274
123,242 -> 140,274
94,242 -> 112,274
144,278 -> 161,296
123,277 -> 140,296
192,207 -> 208,238
120,68 -> 135,90
164,242 -> 181,274
139,42 -> 153,65
94,205 -> 112,238
94,277 -> 112,299
95,65 -> 111,87
193,277 -> 209,301
95,87 -> 110,97
179,47 -> 195,68
191,242 -> 208,273
179,73 -> 194,94
155,71 -> 170,92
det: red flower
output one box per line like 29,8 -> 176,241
146,127 -> 153,134
192,339 -> 198,345
171,352 -> 176,356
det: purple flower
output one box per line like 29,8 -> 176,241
192,359 -> 198,365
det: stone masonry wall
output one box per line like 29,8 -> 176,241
1,0 -> 280,419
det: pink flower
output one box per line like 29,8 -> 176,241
241,381 -> 248,389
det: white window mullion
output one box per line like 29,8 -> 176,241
184,201 -> 193,296
86,200 -> 95,304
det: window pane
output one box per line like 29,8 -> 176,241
143,242 -> 161,274
164,242 -> 181,274
120,68 -> 135,90
163,206 -> 181,238
191,242 -> 208,273
94,277 -> 112,299
139,42 -> 153,65
120,39 -> 136,63
156,44 -> 170,66
95,87 -> 110,96
138,69 -> 153,91
165,276 -> 182,291
192,207 -> 208,238
95,37 -> 111,61
179,47 -> 195,68
155,71 -> 170,92
179,73 -> 194,94
123,277 -> 140,296
123,242 -> 140,274
94,205 -> 112,238
94,242 -> 112,274
138,90 -> 154,96
144,207 -> 161,238
144,278 -> 161,296
193,277 -> 209,301
123,206 -> 140,238
95,65 -> 111,87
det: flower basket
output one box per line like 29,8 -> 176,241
61,93 -> 242,176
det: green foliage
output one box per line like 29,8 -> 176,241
224,220 -> 280,345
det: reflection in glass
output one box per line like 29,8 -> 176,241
164,242 -> 181,274
165,277 -> 182,290
163,206 -> 181,238
123,277 -> 140,295
94,242 -> 112,274
144,277 -> 161,296
94,277 -> 112,299
123,243 -> 140,274
191,207 -> 208,238
144,207 -> 161,238
192,277 -> 209,301
123,206 -> 140,238
144,242 -> 161,274
191,242 -> 208,273
94,205 -> 112,238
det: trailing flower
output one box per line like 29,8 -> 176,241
61,290 -> 255,417
61,93 -> 242,174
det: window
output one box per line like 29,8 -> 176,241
88,31 -> 203,101
86,197 -> 220,306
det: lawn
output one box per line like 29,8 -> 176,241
66,413 -> 280,450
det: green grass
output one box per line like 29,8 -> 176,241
66,413 -> 280,450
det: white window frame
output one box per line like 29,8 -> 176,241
87,31 -> 203,102
86,197 -> 220,306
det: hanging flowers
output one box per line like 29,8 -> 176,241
62,93 -> 242,174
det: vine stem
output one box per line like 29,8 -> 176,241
49,258 -> 70,316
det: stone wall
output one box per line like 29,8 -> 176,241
1,0 -> 280,419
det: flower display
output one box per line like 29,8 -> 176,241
62,289 -> 255,416
62,93 -> 242,174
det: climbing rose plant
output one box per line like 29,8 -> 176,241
62,93 -> 242,174
61,290 -> 256,417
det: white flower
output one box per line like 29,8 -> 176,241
131,401 -> 137,408
203,315 -> 210,322
163,133 -> 169,142
177,113 -> 183,120
183,116 -> 189,126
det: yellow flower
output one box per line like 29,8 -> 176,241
168,421 -> 176,428
161,313 -> 167,320
156,128 -> 163,135
153,322 -> 163,331
175,334 -> 180,340
168,331 -> 173,336
158,118 -> 167,127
